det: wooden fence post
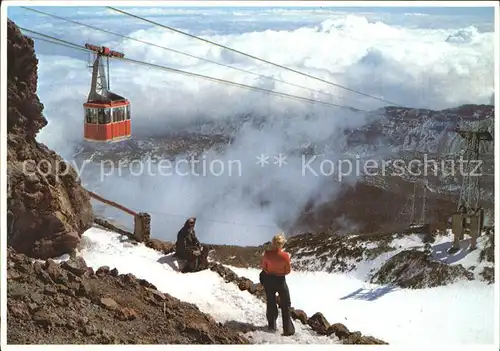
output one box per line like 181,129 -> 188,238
87,190 -> 151,243
134,212 -> 151,243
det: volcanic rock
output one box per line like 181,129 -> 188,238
7,19 -> 93,259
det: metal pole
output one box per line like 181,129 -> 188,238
421,182 -> 426,224
107,57 -> 110,90
410,182 -> 416,224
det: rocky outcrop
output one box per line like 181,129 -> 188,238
478,231 -> 495,284
7,19 -> 93,259
479,231 -> 494,264
6,247 -> 248,344
480,267 -> 494,284
370,249 -> 474,288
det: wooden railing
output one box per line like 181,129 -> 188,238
87,190 -> 151,243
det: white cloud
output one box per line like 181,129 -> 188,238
15,9 -> 494,245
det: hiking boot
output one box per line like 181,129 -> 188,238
282,319 -> 295,336
267,318 -> 277,331
281,312 -> 295,336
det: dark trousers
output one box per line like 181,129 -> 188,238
259,271 -> 295,335
182,247 -> 209,273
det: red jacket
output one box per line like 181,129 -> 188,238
261,248 -> 291,276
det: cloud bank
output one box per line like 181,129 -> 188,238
9,7 -> 494,244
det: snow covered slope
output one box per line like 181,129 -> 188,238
230,266 -> 493,345
285,230 -> 494,283
78,228 -> 336,344
74,227 -> 494,345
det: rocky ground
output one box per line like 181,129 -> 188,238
7,247 -> 248,344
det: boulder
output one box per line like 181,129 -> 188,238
61,257 -> 88,277
327,323 -> 350,339
342,331 -> 387,345
96,266 -> 111,277
290,308 -> 308,324
237,278 -> 252,291
307,312 -> 330,335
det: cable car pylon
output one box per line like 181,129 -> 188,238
83,43 -> 131,143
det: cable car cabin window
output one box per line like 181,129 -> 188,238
125,105 -> 131,120
119,106 -> 124,122
86,108 -> 98,124
119,107 -> 125,121
113,107 -> 125,122
85,109 -> 92,124
98,108 -> 111,124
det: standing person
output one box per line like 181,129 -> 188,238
259,233 -> 295,336
175,217 -> 209,273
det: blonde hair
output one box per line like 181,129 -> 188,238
272,232 -> 287,248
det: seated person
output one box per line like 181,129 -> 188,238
175,217 -> 209,273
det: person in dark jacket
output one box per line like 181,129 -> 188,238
259,232 -> 295,336
175,218 -> 209,273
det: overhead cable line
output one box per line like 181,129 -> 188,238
29,33 -> 90,53
107,6 -> 405,108
21,27 -> 374,114
145,210 -> 281,229
22,6 -> 350,105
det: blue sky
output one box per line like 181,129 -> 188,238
7,4 -> 496,36
7,5 -> 496,16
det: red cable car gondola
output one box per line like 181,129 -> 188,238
83,43 -> 131,143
